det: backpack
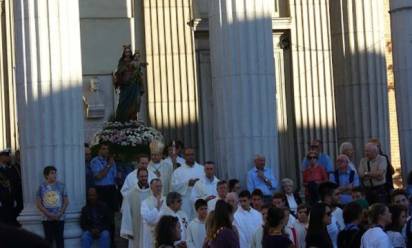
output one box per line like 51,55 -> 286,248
334,169 -> 355,186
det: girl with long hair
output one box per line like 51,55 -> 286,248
203,200 -> 239,248
155,215 -> 181,248
305,203 -> 333,248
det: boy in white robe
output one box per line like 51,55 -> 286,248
148,141 -> 173,196
187,199 -> 208,248
141,178 -> 165,248
160,192 -> 189,247
171,148 -> 204,219
121,154 -> 157,198
207,180 -> 228,212
120,168 -> 151,248
234,190 -> 263,248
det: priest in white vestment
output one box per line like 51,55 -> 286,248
234,191 -> 263,248
141,178 -> 165,248
171,148 -> 204,219
121,154 -> 157,197
207,180 -> 228,212
187,199 -> 208,248
159,192 -> 190,246
148,141 -> 173,196
191,161 -> 219,203
120,168 -> 152,248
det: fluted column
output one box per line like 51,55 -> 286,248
390,0 -> 412,178
14,0 -> 85,245
330,0 -> 390,162
289,0 -> 338,163
208,0 -> 279,182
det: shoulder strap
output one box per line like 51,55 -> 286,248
349,170 -> 355,184
334,170 -> 340,185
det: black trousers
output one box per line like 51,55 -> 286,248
42,220 -> 64,248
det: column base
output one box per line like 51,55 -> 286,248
18,208 -> 82,246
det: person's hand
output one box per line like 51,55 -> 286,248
205,195 -> 216,202
188,178 -> 199,187
257,170 -> 265,180
176,241 -> 187,248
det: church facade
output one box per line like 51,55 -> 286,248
1,0 -> 412,243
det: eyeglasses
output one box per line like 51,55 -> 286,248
307,156 -> 318,160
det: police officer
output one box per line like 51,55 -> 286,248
0,149 -> 19,226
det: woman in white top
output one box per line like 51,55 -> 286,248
281,178 -> 302,215
361,203 -> 393,248
386,204 -> 408,248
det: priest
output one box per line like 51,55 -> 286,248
141,178 -> 165,248
121,153 -> 157,197
171,148 -> 204,219
160,192 -> 190,246
148,140 -> 173,196
191,161 -> 219,204
120,168 -> 151,248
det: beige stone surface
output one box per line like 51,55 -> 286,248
80,19 -> 133,74
80,0 -> 132,18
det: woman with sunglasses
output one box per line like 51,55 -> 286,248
306,203 -> 333,248
302,150 -> 328,204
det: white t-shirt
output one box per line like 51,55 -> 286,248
387,230 -> 405,248
361,227 -> 393,248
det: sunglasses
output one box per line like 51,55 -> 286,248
307,156 -> 318,160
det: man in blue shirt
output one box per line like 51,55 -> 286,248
247,154 -> 277,202
90,143 -> 118,213
302,139 -> 334,174
330,154 -> 360,205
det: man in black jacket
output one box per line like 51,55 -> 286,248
80,187 -> 113,248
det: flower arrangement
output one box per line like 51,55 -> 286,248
91,120 -> 164,162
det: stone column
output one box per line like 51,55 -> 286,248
14,0 -> 85,245
289,0 -> 338,163
208,0 -> 279,182
390,0 -> 412,177
330,0 -> 390,162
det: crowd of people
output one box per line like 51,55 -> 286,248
1,138 -> 412,248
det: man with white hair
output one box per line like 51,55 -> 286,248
358,143 -> 388,204
330,154 -> 360,205
339,142 -> 357,171
148,140 -> 173,196
247,154 -> 278,202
